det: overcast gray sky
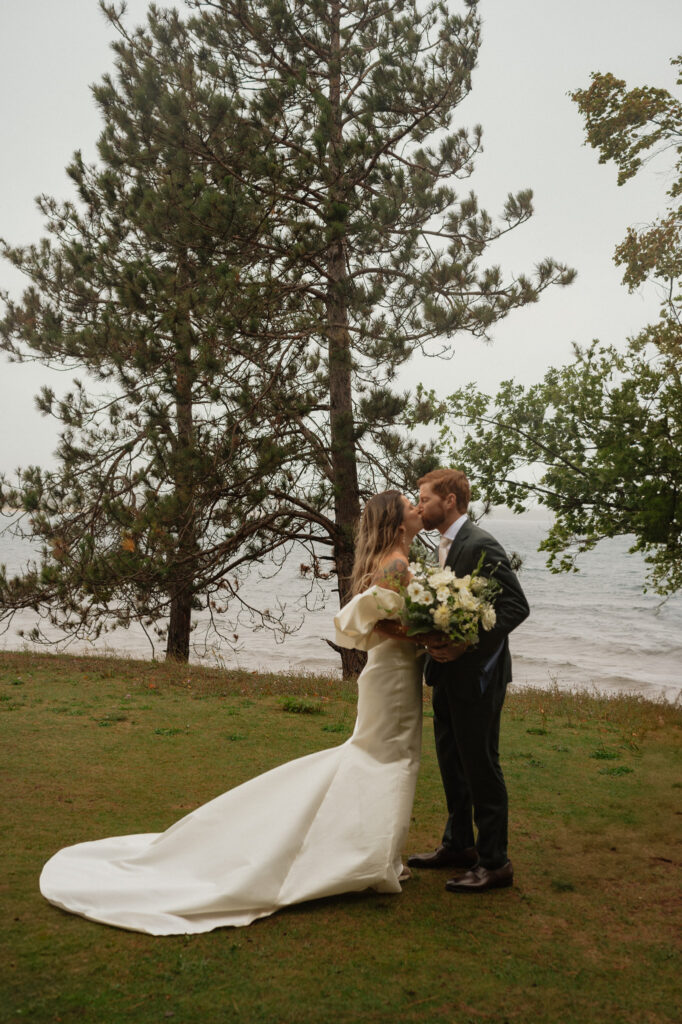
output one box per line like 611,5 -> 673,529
1,0 -> 680,470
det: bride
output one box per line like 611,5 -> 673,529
40,491 -> 428,934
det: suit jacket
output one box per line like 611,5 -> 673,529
424,520 -> 530,702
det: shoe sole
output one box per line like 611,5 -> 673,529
445,878 -> 513,893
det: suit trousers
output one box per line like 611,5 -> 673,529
431,674 -> 508,869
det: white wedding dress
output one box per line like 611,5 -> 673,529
39,587 -> 423,935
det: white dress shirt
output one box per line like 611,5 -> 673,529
438,514 -> 468,567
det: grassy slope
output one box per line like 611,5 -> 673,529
1,650 -> 680,1024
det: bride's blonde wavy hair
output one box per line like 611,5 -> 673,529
350,490 -> 406,596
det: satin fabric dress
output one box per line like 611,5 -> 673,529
39,587 -> 423,935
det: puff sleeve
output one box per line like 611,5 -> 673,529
333,587 -> 404,652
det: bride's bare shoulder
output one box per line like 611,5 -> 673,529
372,552 -> 409,590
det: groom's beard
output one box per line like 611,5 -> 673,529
420,510 -> 445,531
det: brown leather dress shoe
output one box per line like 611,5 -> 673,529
407,845 -> 480,870
445,860 -> 514,893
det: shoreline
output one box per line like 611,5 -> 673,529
1,644 -> 679,708
3,520 -> 681,704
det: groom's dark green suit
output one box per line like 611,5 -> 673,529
424,518 -> 529,870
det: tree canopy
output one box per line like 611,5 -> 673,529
432,55 -> 682,596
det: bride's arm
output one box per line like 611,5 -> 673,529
374,618 -> 448,647
375,618 -> 468,661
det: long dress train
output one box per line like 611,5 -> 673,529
39,587 -> 423,935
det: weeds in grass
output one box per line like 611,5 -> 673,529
550,879 -> 576,893
510,752 -> 545,768
280,696 -> 325,715
590,746 -> 619,760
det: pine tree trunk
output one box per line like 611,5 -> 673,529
327,3 -> 364,678
167,585 -> 192,660
166,299 -> 196,662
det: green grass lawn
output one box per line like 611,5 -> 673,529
1,649 -> 680,1024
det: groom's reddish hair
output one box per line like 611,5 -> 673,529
417,468 -> 470,512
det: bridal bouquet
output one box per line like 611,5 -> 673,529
401,556 -> 500,647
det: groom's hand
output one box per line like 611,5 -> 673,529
427,640 -> 468,663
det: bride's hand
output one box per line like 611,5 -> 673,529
374,618 -> 406,638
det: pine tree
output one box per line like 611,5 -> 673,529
188,0 -> 574,672
1,2 -> 574,673
0,5 -> 310,658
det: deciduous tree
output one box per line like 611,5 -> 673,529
431,56 -> 682,596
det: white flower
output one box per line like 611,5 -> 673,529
456,587 -> 478,611
432,604 -> 451,629
428,568 -> 454,588
453,574 -> 471,590
481,604 -> 497,631
436,586 -> 451,603
407,581 -> 434,606
471,575 -> 488,594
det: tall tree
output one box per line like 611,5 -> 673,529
1,1 -> 574,674
0,5 -> 311,658
189,0 -> 574,671
431,55 -> 682,596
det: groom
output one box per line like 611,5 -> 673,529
409,469 -> 529,892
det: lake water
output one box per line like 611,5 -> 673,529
1,516 -> 680,702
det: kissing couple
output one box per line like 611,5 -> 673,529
40,468 -> 529,934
